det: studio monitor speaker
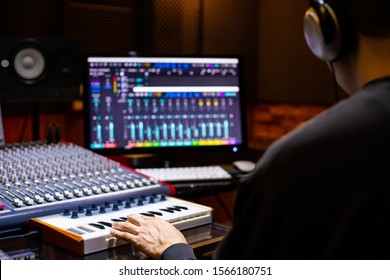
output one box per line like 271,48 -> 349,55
0,37 -> 82,102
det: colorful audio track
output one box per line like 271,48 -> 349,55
85,56 -> 245,153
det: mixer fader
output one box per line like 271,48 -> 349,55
0,141 -> 173,235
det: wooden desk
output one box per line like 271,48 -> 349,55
36,223 -> 229,260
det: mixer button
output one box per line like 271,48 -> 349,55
64,190 -> 73,199
44,193 -> 54,202
125,181 -> 135,188
23,197 -> 33,205
91,186 -> 100,194
33,195 -> 44,204
13,198 -> 23,207
54,192 -> 64,200
73,189 -> 82,197
109,183 -> 118,191
100,185 -> 109,192
117,182 -> 126,190
82,187 -> 92,195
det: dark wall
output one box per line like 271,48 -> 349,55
256,0 -> 344,105
1,0 -> 63,37
0,0 -> 339,107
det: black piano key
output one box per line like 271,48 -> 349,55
140,212 -> 155,217
89,223 -> 105,230
160,208 -> 174,214
97,221 -> 112,227
111,218 -> 124,222
173,205 -> 188,210
119,217 -> 128,221
147,211 -> 163,216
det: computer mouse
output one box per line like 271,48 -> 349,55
233,160 -> 256,173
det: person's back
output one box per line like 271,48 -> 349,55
109,0 -> 390,260
215,78 -> 390,259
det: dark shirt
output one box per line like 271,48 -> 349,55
162,77 -> 390,260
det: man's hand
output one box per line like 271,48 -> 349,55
110,213 -> 187,259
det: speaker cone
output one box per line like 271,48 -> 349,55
13,48 -> 46,81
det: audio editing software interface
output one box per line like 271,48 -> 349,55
85,56 -> 244,154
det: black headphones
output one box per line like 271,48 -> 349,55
303,0 -> 356,61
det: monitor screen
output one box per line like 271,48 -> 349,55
83,54 -> 247,158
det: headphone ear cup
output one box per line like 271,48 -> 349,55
303,3 -> 341,61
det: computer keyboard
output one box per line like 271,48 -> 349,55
136,165 -> 232,183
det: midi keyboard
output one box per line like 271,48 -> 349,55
30,194 -> 212,255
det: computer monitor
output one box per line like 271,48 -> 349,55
83,54 -> 247,163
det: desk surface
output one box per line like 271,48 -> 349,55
35,223 -> 229,260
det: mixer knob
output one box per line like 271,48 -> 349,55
104,201 -> 111,208
109,183 -> 118,191
137,199 -> 144,206
91,204 -> 98,211
78,206 -> 84,213
63,209 -> 71,216
71,211 -> 78,219
125,201 -> 132,208
85,209 -> 93,216
99,206 -> 106,214
149,196 -> 155,203
112,203 -> 119,211
160,194 -> 167,201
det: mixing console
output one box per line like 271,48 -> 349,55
0,142 -> 173,235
